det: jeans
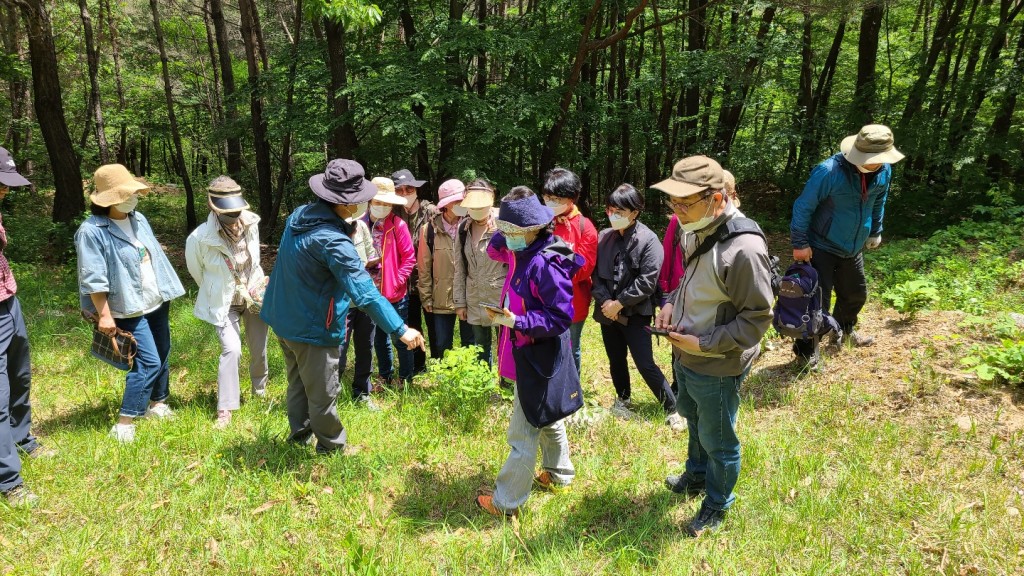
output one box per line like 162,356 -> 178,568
114,302 -> 171,418
213,305 -> 269,411
601,316 -> 675,413
568,321 -> 585,378
674,361 -> 748,511
470,324 -> 496,366
407,289 -> 431,370
374,295 -> 413,382
278,338 -> 346,453
0,296 -> 35,492
339,308 -> 376,398
795,250 -> 867,356
433,313 -> 475,358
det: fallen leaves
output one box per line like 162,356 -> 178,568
251,499 -> 282,516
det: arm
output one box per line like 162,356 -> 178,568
695,241 -> 774,354
184,231 -> 204,287
89,292 -> 117,335
514,256 -> 574,338
870,168 -> 889,237
590,235 -> 611,306
453,227 -> 468,310
393,218 -> 416,288
616,233 -> 664,307
75,226 -> 111,298
790,163 -> 830,249
416,223 -> 434,309
325,234 -> 406,337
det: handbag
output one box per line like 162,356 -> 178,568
511,330 -> 584,428
223,256 -> 265,314
82,311 -> 138,371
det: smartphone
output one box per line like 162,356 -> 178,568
480,302 -> 505,315
645,326 -> 673,337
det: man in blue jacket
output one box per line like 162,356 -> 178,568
790,125 -> 904,364
261,159 -> 425,454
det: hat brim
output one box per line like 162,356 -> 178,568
650,177 -> 707,198
461,190 -> 494,209
496,220 -> 548,235
372,192 -> 408,206
394,179 -> 426,189
0,172 -> 31,187
209,194 -> 250,213
309,173 -> 377,205
89,179 -> 151,207
437,194 -> 466,210
841,135 -> 905,165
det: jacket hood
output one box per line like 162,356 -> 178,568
288,201 -> 348,235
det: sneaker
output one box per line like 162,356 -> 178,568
252,388 -> 267,398
791,342 -> 821,372
533,471 -> 569,493
109,423 -> 136,443
610,398 -> 636,420
664,471 -> 705,496
214,410 -> 232,430
665,412 -> 686,432
145,403 -> 175,419
841,330 -> 874,347
27,445 -> 57,459
475,494 -> 517,517
4,485 -> 39,508
356,395 -> 382,412
685,502 -> 727,537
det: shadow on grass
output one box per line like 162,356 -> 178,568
744,360 -> 802,409
392,464 -> 494,528
216,431 -> 322,474
35,399 -> 118,435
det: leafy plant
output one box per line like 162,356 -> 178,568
880,279 -> 939,319
424,345 -> 498,430
961,339 -> 1024,386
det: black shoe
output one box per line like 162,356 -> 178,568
664,472 -> 705,496
685,502 -> 726,537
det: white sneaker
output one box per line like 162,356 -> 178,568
109,423 -> 136,443
666,412 -> 686,432
610,398 -> 636,420
214,410 -> 232,430
145,403 -> 175,420
252,388 -> 267,398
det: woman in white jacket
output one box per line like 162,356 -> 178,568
185,177 -> 269,429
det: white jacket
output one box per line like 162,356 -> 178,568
185,211 -> 266,326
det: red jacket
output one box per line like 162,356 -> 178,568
552,207 -> 598,323
658,215 -> 685,300
367,212 -> 416,303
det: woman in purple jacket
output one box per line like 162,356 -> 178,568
475,186 -> 583,517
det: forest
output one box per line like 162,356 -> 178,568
1,0 -> 1022,239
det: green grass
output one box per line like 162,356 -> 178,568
1,201 -> 1022,574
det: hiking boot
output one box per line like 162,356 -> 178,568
533,471 -> 570,493
666,412 -> 686,432
685,502 -> 727,537
4,485 -> 39,508
145,403 -> 175,420
841,330 -> 875,347
475,493 -> 517,517
109,423 -> 136,443
356,395 -> 382,412
665,471 -> 705,496
792,342 -> 820,371
610,398 -> 636,420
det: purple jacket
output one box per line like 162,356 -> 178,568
488,232 -> 583,381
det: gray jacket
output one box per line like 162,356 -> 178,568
668,206 -> 774,377
592,221 -> 663,321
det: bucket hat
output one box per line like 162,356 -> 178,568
370,177 -> 407,206
436,179 -> 466,210
496,191 -> 553,234
90,164 -> 150,207
309,159 -> 377,205
0,147 -> 30,187
841,125 -> 904,165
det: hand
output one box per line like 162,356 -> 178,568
456,307 -> 468,321
98,313 -> 117,336
399,328 -> 426,351
668,331 -> 700,353
486,307 -> 516,328
866,236 -> 882,249
793,247 -> 813,262
601,300 -> 624,321
655,303 -> 673,330
423,303 -> 433,313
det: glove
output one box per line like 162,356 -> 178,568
493,311 -> 517,328
866,236 -> 882,249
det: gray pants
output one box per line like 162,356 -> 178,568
214,305 -> 269,411
492,387 -> 574,512
277,338 -> 347,453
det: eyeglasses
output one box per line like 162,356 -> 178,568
665,193 -> 710,211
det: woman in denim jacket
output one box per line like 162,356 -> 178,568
75,164 -> 185,443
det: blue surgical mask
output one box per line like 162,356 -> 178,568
505,235 -> 528,251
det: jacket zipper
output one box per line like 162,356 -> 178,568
326,297 -> 334,329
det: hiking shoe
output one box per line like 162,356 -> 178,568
610,398 -> 636,420
145,403 -> 175,420
666,413 -> 686,432
685,503 -> 727,537
109,423 -> 136,443
27,444 -> 57,459
356,395 -> 382,412
252,387 -> 267,398
214,410 -> 232,430
665,471 -> 705,496
533,471 -> 569,493
475,494 -> 517,517
841,330 -> 874,347
4,485 -> 39,508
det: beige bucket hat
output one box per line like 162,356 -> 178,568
841,124 -> 904,165
90,164 -> 149,207
371,177 -> 408,206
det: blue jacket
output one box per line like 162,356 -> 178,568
75,212 -> 185,316
791,153 -> 891,258
260,201 -> 406,347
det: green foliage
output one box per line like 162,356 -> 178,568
307,0 -> 382,28
880,280 -> 939,319
423,345 -> 498,430
962,339 -> 1024,386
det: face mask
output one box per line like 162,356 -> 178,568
856,164 -> 879,174
608,212 -> 633,231
115,195 -> 139,214
505,235 -> 529,251
679,201 -> 715,232
546,199 -> 569,216
345,202 -> 369,222
370,205 -> 392,220
218,212 -> 241,225
451,205 -> 468,217
468,207 -> 491,222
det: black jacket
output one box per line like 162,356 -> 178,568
592,220 -> 664,322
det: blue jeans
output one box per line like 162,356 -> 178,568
433,313 -> 474,358
674,361 -> 748,512
374,296 -> 412,382
470,324 -> 496,366
0,296 -> 35,492
114,302 -> 172,418
568,321 -> 585,378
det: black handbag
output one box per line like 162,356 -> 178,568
512,330 -> 584,428
82,311 -> 138,371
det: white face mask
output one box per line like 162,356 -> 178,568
468,207 -> 491,222
545,199 -> 569,216
451,205 -> 468,217
345,202 -> 368,222
115,195 -> 139,214
679,201 -> 715,232
370,205 -> 392,220
608,212 -> 633,231
856,164 -> 879,174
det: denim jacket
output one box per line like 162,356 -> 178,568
75,212 -> 186,316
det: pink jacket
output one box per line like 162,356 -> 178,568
371,213 -> 416,303
658,215 -> 685,299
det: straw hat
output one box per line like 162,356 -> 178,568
90,164 -> 149,207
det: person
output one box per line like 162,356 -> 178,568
790,124 -> 903,364
338,202 -> 379,409
652,155 -> 774,537
364,177 -> 416,390
0,147 -> 47,507
475,186 -> 583,517
453,180 -> 507,366
419,179 -> 474,356
723,170 -> 740,208
541,168 -> 598,377
185,176 -> 269,429
392,168 -> 436,372
592,184 -> 683,432
75,164 -> 186,443
260,159 -> 424,454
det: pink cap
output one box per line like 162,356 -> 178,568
436,179 -> 465,209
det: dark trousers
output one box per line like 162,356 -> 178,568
374,296 -> 414,382
600,315 -> 676,413
433,313 -> 475,358
795,250 -> 868,356
339,308 -> 375,398
0,296 -> 35,493
407,289 -> 433,369
470,324 -> 496,366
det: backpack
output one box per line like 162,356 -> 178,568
688,217 -> 782,295
772,261 -> 826,339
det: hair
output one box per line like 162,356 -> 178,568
502,185 -> 535,202
542,167 -> 582,201
465,178 -> 496,195
90,203 -> 111,216
605,183 -> 644,212
722,170 -> 740,208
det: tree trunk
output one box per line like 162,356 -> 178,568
324,19 -> 360,160
476,0 -> 487,97
238,0 -> 273,226
102,0 -> 129,167
850,2 -> 884,129
209,0 -> 241,175
801,18 -> 846,173
271,0 -> 304,236
787,10 -> 813,174
682,0 -> 707,153
986,23 -> 1024,176
78,0 -> 110,163
399,2 -> 433,183
898,0 -> 969,131
150,0 -> 197,231
437,0 -> 467,182
1,4 -> 30,162
17,0 -> 84,224
202,0 -> 224,172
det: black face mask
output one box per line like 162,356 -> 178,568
218,212 -> 242,225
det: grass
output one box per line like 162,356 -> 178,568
1,194 -> 1023,574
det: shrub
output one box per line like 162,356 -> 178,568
881,279 -> 939,319
423,345 -> 498,430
